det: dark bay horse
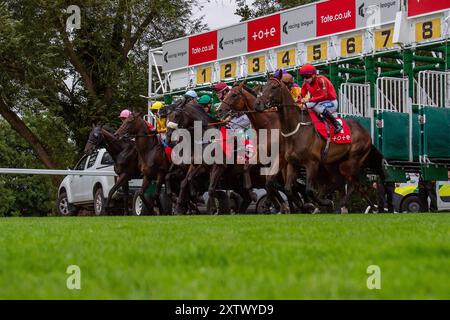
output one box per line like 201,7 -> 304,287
255,76 -> 384,212
115,112 -> 171,214
218,82 -> 316,213
85,125 -> 139,215
166,103 -> 264,214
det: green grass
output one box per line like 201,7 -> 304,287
0,214 -> 449,299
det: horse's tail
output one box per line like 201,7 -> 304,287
365,144 -> 385,180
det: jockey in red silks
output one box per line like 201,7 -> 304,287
297,64 -> 343,134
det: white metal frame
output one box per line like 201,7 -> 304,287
416,70 -> 450,108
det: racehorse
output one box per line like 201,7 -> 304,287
218,81 -> 317,213
84,125 -> 139,215
115,112 -> 171,215
165,103 -> 266,214
255,75 -> 384,212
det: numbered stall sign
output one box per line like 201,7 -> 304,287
277,49 -> 296,68
247,56 -> 266,75
415,18 -> 441,42
375,28 -> 395,50
220,61 -> 237,80
307,42 -> 327,63
196,67 -> 212,85
341,35 -> 363,57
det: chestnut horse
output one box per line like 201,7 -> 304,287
255,76 -> 384,212
218,82 -> 318,213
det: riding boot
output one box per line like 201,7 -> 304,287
322,109 -> 343,134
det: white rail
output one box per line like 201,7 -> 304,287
0,168 -> 117,176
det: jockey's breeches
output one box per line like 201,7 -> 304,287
306,100 -> 338,114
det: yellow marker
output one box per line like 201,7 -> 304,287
307,42 -> 327,62
375,28 -> 394,50
416,18 -> 441,42
277,49 -> 296,68
247,56 -> 265,75
220,61 -> 237,80
196,67 -> 212,85
341,35 -> 363,57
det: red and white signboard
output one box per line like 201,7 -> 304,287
247,14 -> 281,52
408,0 -> 450,17
316,0 -> 356,37
188,31 -> 218,66
161,0 -> 449,72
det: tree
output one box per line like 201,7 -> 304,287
0,0 -> 207,163
235,0 -> 317,21
0,0 -> 207,214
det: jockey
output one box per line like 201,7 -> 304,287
198,95 -> 213,115
281,73 -> 302,107
150,101 -> 167,133
183,90 -> 198,108
213,82 -> 231,102
119,109 -> 131,122
298,64 -> 343,134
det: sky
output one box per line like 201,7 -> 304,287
193,0 -> 249,30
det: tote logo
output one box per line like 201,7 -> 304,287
66,5 -> 81,32
247,14 -> 281,52
317,0 -> 356,36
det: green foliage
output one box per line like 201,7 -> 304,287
0,0 -> 206,214
235,0 -> 317,20
0,115 -> 76,216
0,214 -> 449,298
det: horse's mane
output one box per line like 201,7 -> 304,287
184,103 -> 214,124
242,85 -> 258,97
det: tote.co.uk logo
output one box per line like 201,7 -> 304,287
320,9 -> 352,24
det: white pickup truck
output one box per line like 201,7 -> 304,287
56,148 -> 141,216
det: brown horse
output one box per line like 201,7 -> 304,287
218,82 -> 317,213
115,112 -> 171,214
165,103 -> 266,214
255,76 -> 384,212
84,125 -> 139,215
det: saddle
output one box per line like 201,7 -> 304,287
308,110 -> 351,144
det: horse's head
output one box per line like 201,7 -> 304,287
84,124 -> 104,154
165,106 -> 187,146
218,82 -> 250,118
115,112 -> 143,139
255,72 -> 288,112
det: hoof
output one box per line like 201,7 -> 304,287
340,207 -> 349,214
280,203 -> 290,214
303,203 -> 317,213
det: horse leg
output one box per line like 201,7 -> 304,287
176,165 -> 203,214
140,175 -> 155,215
154,172 -> 165,215
105,173 -> 128,215
282,162 -> 302,214
265,175 -> 284,213
238,189 -> 252,214
123,181 -> 129,216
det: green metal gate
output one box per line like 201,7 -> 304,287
376,77 -> 413,162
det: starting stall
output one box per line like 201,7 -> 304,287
147,0 -> 450,182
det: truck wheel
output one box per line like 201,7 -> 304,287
132,192 -> 150,216
401,195 -> 422,213
57,192 -> 79,216
94,188 -> 106,216
158,191 -> 173,215
256,195 -> 272,214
